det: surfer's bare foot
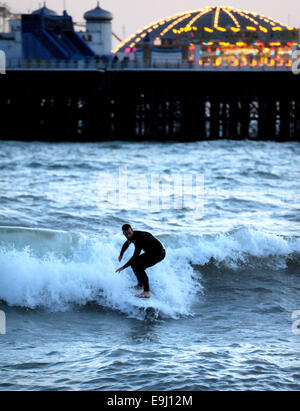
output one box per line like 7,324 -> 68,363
131,285 -> 143,290
136,291 -> 151,298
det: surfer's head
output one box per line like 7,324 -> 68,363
122,224 -> 134,240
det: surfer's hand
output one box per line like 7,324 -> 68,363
118,255 -> 122,262
115,267 -> 124,274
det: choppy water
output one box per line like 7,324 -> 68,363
0,140 -> 299,391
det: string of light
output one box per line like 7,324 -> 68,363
113,6 -> 295,54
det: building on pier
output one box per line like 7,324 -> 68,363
0,3 -> 298,68
114,6 -> 299,68
0,2 -> 22,62
0,2 -> 113,62
79,2 -> 113,56
22,5 -> 96,60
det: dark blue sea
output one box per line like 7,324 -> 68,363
0,140 -> 299,390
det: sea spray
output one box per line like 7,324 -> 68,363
0,226 -> 299,317
0,226 -> 199,317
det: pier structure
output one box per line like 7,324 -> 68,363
0,4 -> 299,141
0,66 -> 299,141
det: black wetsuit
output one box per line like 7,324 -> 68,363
120,231 -> 166,292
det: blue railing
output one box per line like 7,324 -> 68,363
35,29 -> 69,59
64,31 -> 95,57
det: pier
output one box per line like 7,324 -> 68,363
0,65 -> 299,142
0,4 -> 299,142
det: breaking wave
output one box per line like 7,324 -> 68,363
0,226 -> 299,318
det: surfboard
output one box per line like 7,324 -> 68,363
127,288 -> 163,319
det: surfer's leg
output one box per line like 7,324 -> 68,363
133,264 -> 150,291
131,250 -> 166,294
139,249 -> 166,271
131,258 -> 150,292
131,256 -> 148,290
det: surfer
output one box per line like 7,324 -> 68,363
115,224 -> 166,298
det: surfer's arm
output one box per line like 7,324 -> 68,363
122,244 -> 142,269
120,240 -> 131,258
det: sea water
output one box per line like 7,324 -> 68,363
0,140 -> 299,390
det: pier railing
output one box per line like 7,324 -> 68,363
6,58 -> 293,72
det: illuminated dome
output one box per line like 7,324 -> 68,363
114,6 -> 293,53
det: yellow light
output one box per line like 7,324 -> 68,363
237,10 -> 259,25
269,42 -> 281,46
264,17 -> 275,26
236,42 -> 247,47
160,13 -> 191,36
113,6 -> 292,54
223,8 -> 240,28
219,42 -> 230,46
246,26 -> 257,31
215,27 -> 226,32
186,7 -> 212,28
204,27 -> 214,32
214,7 -> 220,28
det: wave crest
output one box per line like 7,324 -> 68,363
0,226 -> 299,316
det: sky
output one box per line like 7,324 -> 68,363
6,0 -> 300,48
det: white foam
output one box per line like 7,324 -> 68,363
0,226 -> 299,317
0,227 -> 199,318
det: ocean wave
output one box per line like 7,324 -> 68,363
0,225 -> 299,316
0,226 -> 198,318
